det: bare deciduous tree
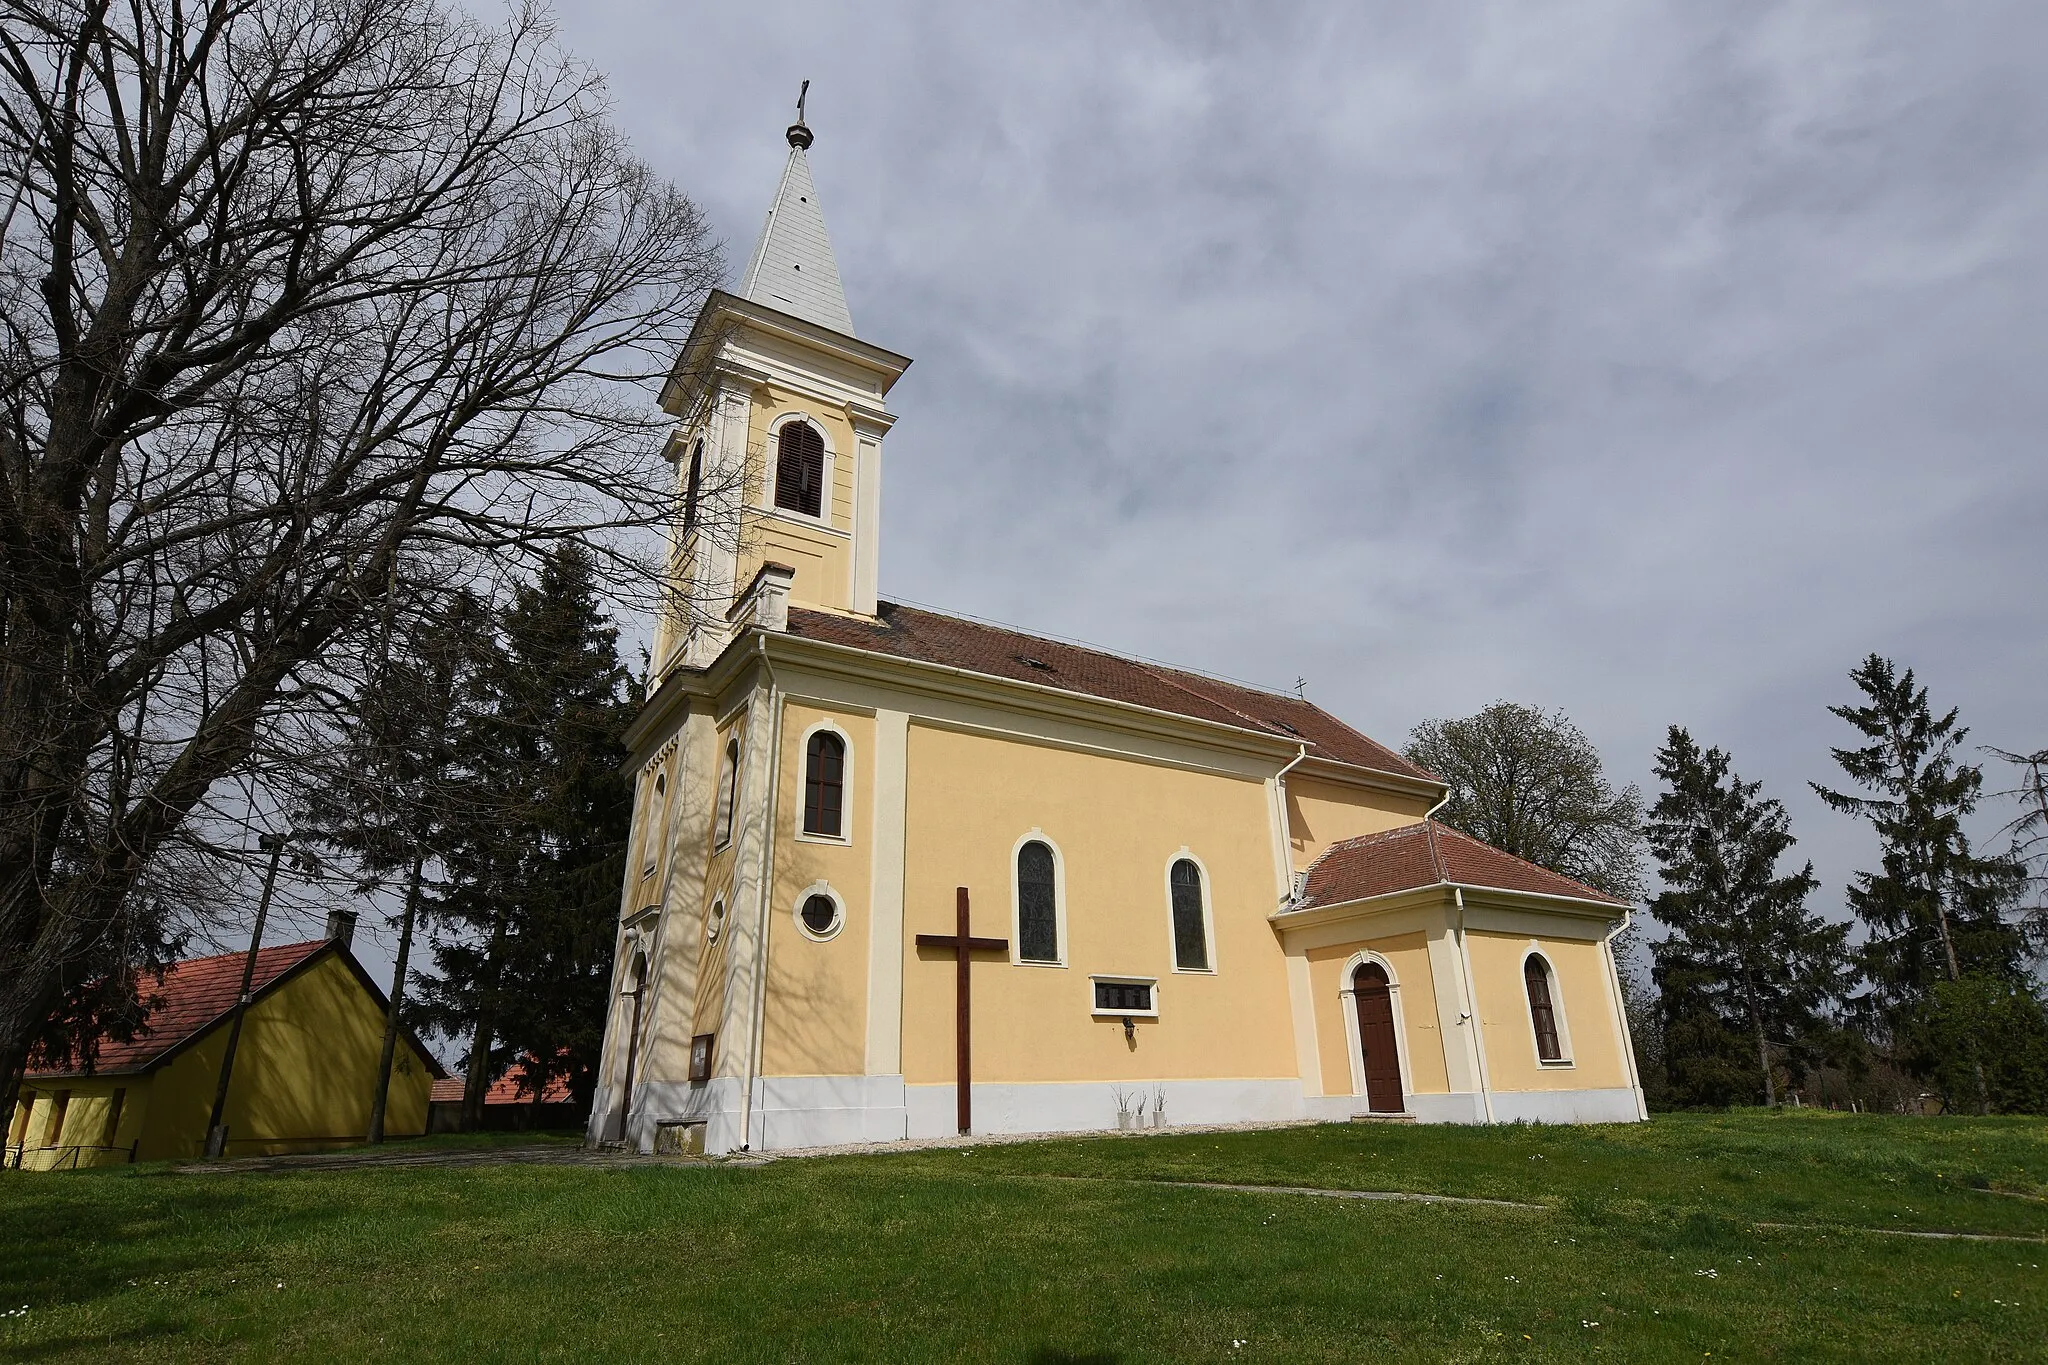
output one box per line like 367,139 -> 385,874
0,0 -> 728,1114
1404,701 -> 1647,903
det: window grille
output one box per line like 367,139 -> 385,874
1093,980 -> 1153,1013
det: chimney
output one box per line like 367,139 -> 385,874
325,909 -> 359,951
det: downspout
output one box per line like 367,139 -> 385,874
1453,887 -> 1497,1125
1270,745 -> 1309,899
737,635 -> 784,1151
1604,908 -> 1649,1119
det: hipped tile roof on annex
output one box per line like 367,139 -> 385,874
785,602 -> 1434,783
1290,820 -> 1626,911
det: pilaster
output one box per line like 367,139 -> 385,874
866,709 -> 909,1075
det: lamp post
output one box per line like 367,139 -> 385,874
203,831 -> 290,1160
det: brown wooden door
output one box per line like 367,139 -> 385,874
1352,964 -> 1404,1113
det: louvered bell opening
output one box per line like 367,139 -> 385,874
775,423 -> 825,518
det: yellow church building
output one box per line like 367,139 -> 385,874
591,112 -> 1646,1156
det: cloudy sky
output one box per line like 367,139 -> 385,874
337,1 -> 2048,994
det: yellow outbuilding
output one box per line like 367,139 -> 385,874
7,921 -> 442,1169
589,110 -> 1646,1156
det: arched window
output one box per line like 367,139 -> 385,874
1016,840 -> 1059,963
1525,955 -> 1563,1062
803,731 -> 846,837
681,438 -> 704,535
642,771 -> 667,877
774,421 -> 825,518
715,734 -> 741,848
1169,858 -> 1209,971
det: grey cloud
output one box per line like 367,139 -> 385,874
546,0 -> 2048,917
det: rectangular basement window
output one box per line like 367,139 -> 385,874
1090,976 -> 1159,1018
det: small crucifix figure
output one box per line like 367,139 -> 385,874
914,887 -> 1008,1134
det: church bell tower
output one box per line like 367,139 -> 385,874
654,90 -> 912,677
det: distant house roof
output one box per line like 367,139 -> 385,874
786,602 -> 1434,783
430,1066 -> 573,1106
1287,821 -> 1626,912
24,939 -> 446,1081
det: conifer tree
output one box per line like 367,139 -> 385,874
1646,727 -> 1847,1106
1812,655 -> 2030,1113
300,587 -> 489,1140
417,546 -> 635,1123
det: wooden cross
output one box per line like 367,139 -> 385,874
914,887 -> 1008,1134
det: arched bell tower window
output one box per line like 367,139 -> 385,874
774,421 -> 825,518
681,438 -> 704,535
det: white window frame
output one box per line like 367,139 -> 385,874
1009,828 -> 1069,968
705,896 -> 727,946
791,880 -> 847,943
1338,949 -> 1415,1105
1162,848 -> 1217,974
763,412 -> 839,530
793,719 -> 854,845
1521,944 -> 1575,1067
1088,974 -> 1160,1019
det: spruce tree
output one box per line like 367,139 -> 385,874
417,546 -> 635,1122
1812,655 -> 2030,1113
1646,727 -> 1846,1107
300,587 -> 489,1140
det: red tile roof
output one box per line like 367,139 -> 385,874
1291,821 -> 1626,911
785,602 -> 1434,781
25,939 -> 330,1077
430,1067 -> 573,1105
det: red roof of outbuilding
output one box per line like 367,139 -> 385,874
785,602 -> 1433,782
1290,821 -> 1626,911
24,939 -> 330,1078
24,938 -> 447,1081
429,1067 -> 573,1106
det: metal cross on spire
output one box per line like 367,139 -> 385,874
787,79 -> 813,149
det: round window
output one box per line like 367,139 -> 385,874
799,892 -> 841,939
706,900 -> 726,943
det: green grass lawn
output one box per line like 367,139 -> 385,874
2,1112 -> 2045,1362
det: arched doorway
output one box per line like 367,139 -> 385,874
1351,962 -> 1404,1114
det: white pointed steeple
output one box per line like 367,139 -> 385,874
738,93 -> 856,337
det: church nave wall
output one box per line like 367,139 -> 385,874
1284,772 -> 1437,873
899,723 -> 1299,1090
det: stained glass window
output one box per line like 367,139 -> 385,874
1017,840 -> 1058,963
1170,858 -> 1208,970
